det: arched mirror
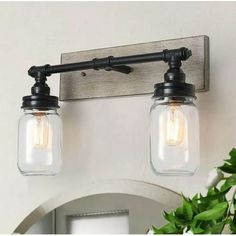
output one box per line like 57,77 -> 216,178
15,180 -> 181,234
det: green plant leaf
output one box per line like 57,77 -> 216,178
224,148 -> 236,165
191,200 -> 200,214
225,159 -> 236,166
199,188 -> 229,207
151,148 -> 236,234
163,211 -> 175,224
230,148 -> 236,158
163,211 -> 172,221
175,206 -> 184,218
194,202 -> 228,221
207,186 -> 218,195
218,163 -> 236,174
229,218 -> 236,233
183,198 -> 193,221
218,149 -> 236,174
152,223 -> 181,234
210,221 -> 225,234
191,226 -> 205,234
152,226 -> 163,234
163,211 -> 186,226
192,193 -> 199,199
221,174 -> 236,191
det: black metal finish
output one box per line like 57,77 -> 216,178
22,75 -> 59,110
154,82 -> 195,98
153,55 -> 195,99
104,65 -> 132,74
23,47 -> 194,109
27,47 -> 191,78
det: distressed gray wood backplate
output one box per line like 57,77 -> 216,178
60,35 -> 209,101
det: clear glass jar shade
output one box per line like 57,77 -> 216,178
150,98 -> 200,175
17,109 -> 62,175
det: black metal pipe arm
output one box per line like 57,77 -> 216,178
28,47 -> 192,78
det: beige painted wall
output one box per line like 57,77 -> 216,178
1,1 -> 236,233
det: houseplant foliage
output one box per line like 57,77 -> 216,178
152,148 -> 236,234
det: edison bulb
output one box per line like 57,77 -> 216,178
34,113 -> 50,149
17,109 -> 62,176
150,97 -> 199,175
166,105 -> 186,146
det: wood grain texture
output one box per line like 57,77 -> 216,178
60,35 -> 209,101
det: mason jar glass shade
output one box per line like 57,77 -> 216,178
150,97 -> 200,175
17,109 -> 62,175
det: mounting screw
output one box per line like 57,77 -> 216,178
81,72 -> 86,77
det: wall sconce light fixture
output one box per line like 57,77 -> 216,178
150,53 -> 199,175
17,36 -> 209,176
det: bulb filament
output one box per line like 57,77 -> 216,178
166,104 -> 185,146
34,113 -> 49,149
